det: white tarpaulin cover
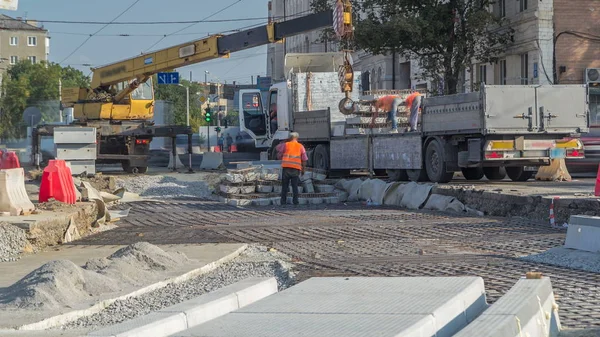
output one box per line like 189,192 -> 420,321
0,0 -> 18,10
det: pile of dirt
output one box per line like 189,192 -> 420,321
85,242 -> 190,285
35,200 -> 80,212
80,174 -> 117,193
0,260 -> 121,310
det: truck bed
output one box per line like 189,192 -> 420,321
423,85 -> 588,135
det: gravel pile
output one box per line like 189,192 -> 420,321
62,245 -> 296,330
521,247 -> 600,273
116,175 -> 214,199
0,222 -> 28,262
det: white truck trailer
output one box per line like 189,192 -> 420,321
240,55 -> 589,183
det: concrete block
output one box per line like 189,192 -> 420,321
87,312 -> 187,337
199,152 -> 223,170
178,277 -> 486,337
232,277 -> 279,308
163,294 -> 238,328
454,277 -> 560,337
565,215 -> 600,253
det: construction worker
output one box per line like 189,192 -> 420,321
276,132 -> 308,205
404,91 -> 422,132
371,95 -> 402,133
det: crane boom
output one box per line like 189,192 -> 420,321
90,10 -> 334,89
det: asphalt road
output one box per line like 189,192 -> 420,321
72,199 -> 600,329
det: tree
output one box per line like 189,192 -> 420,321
310,0 -> 512,95
153,77 -> 208,131
0,61 -> 90,140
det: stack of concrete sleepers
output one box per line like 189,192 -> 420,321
217,166 -> 342,206
53,127 -> 97,176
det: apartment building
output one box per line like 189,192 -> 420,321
0,15 -> 49,71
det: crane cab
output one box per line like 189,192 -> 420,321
68,79 -> 155,121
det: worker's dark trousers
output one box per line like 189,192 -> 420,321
281,168 -> 300,205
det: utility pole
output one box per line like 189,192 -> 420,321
58,78 -> 63,123
186,86 -> 190,127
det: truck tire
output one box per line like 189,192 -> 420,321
425,140 -> 454,183
267,140 -> 280,160
313,144 -> 329,171
461,168 -> 484,181
483,167 -> 506,181
407,169 -> 429,182
387,169 -> 409,182
506,166 -> 533,182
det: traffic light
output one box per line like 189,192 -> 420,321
204,107 -> 212,123
215,126 -> 222,133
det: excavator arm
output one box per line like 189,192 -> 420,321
88,10 -> 335,97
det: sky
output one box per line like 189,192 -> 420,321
0,0 -> 271,84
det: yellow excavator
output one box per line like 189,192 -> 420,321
33,1 -> 354,173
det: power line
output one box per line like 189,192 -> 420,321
144,0 -> 244,52
58,0 -> 142,64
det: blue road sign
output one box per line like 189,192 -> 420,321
157,72 -> 180,85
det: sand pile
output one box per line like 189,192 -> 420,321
0,260 -> 120,310
0,243 -> 192,311
85,242 -> 190,285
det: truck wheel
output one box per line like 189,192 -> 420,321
387,169 -> 409,182
313,144 -> 329,171
267,140 -> 280,160
506,167 -> 533,182
407,169 -> 429,182
483,167 -> 506,181
425,140 -> 454,183
461,168 -> 484,181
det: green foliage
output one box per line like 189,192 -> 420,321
153,77 -> 209,132
0,61 -> 90,140
311,0 -> 513,95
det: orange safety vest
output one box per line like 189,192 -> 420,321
281,140 -> 303,170
405,92 -> 421,110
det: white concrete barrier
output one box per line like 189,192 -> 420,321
565,215 -> 600,253
168,153 -> 185,170
88,277 -> 277,337
0,168 -> 35,216
454,277 -> 560,337
199,152 -> 224,170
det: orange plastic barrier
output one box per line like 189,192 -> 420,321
230,145 -> 238,152
0,151 -> 20,169
214,146 -> 222,153
39,160 -> 77,204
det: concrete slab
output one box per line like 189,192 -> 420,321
88,278 -> 277,337
88,312 -> 187,337
0,243 -> 246,329
176,277 -> 487,337
565,215 -> 600,253
454,277 -> 560,337
173,313 -> 436,337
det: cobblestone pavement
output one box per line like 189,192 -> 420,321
72,198 -> 600,329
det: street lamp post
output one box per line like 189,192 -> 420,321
178,84 -> 190,127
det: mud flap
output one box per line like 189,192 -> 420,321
535,159 -> 572,182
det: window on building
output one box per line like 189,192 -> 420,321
499,59 -> 507,85
520,0 -> 528,12
28,56 -> 36,64
9,37 -> 17,46
479,64 -> 487,85
27,36 -> 37,46
377,67 -> 383,90
521,53 -> 529,85
10,56 -> 18,64
497,0 -> 506,18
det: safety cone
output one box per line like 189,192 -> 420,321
549,197 -> 559,228
595,164 -> 600,197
